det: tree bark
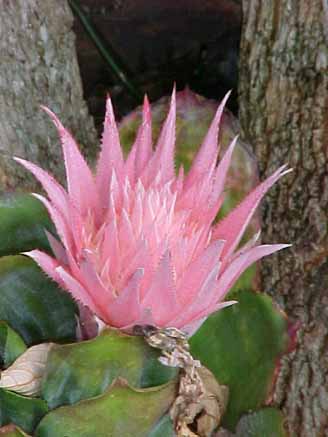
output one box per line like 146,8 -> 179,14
239,1 -> 328,436
0,0 -> 97,191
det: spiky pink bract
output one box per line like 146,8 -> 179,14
15,91 -> 291,336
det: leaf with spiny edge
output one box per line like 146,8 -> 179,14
36,379 -> 176,437
190,289 -> 289,430
41,328 -> 178,409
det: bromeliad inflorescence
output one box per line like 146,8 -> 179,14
15,89 -> 291,336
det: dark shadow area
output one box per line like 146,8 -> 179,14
72,0 -> 241,129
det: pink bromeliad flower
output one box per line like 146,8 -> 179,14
15,91 -> 291,336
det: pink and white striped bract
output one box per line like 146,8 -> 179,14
15,91 -> 291,335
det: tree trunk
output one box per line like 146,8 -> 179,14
239,1 -> 328,436
0,0 -> 97,191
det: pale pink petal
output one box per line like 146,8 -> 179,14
124,145 -> 137,185
153,88 -> 176,182
23,250 -> 64,286
119,238 -> 154,298
181,317 -> 207,337
176,239 -> 225,306
119,209 -> 136,253
14,157 -> 69,220
182,301 -> 237,336
141,250 -> 178,325
136,95 -> 152,174
16,92 -> 291,335
172,165 -> 184,194
131,307 -> 156,330
41,107 -> 98,217
141,88 -> 176,185
96,96 -> 124,207
32,193 -> 72,252
67,201 -> 84,255
125,95 -> 152,182
100,219 -> 121,284
15,145 -> 85,251
79,254 -> 114,311
185,91 -> 231,188
212,165 -> 292,259
56,266 -> 100,316
209,135 -> 238,205
228,230 -> 261,263
215,244 -> 291,303
107,269 -> 143,326
170,263 -> 221,325
45,230 -> 68,264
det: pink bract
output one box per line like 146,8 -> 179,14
15,90 -> 291,336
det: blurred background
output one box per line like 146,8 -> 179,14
71,0 -> 241,128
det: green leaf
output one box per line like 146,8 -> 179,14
0,194 -> 52,257
0,322 -> 27,368
148,414 -> 175,437
0,424 -> 31,436
190,290 -> 288,429
36,380 -> 176,437
42,329 -> 177,409
235,408 -> 287,437
0,389 -> 48,434
0,256 -> 77,345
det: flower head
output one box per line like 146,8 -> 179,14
15,90 -> 291,335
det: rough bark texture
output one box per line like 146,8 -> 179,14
0,0 -> 97,191
239,1 -> 328,436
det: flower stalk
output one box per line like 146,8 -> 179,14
140,325 -> 229,436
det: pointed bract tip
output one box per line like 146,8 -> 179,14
171,84 -> 176,104
226,135 -> 239,152
263,243 -> 292,252
225,89 -> 233,99
13,156 -> 24,164
31,192 -> 49,206
218,90 -> 232,111
40,106 -> 63,131
282,167 -> 293,176
281,243 -> 292,249
143,94 -> 150,106
21,251 -> 32,257
272,164 -> 293,182
254,230 -> 262,241
105,94 -> 115,122
168,87 -> 176,120
142,95 -> 151,121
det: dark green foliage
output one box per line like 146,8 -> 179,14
0,321 -> 27,368
0,256 -> 77,345
190,290 -> 288,429
235,408 -> 287,437
0,390 -> 48,434
36,380 -> 176,437
42,329 -> 177,409
0,195 -> 52,257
